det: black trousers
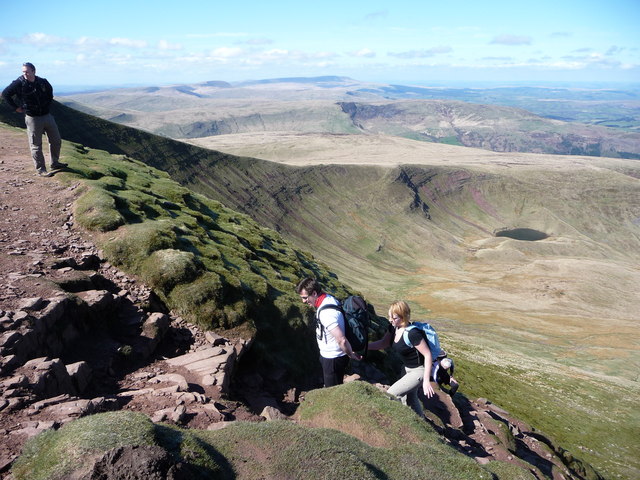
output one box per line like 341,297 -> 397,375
320,354 -> 349,387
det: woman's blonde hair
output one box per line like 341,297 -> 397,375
388,300 -> 411,327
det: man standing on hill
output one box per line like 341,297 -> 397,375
2,62 -> 66,177
296,277 -> 361,387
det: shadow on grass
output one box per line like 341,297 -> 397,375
155,424 -> 235,479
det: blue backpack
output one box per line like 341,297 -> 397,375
403,321 -> 443,360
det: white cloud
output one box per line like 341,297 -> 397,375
210,47 -> 245,59
490,35 -> 532,46
364,10 -> 388,21
606,45 -> 624,56
259,49 -> 296,61
158,40 -> 182,51
23,32 -> 66,45
388,46 -> 452,58
76,37 -> 106,48
109,38 -> 148,48
349,48 -> 376,58
188,32 -> 248,38
620,63 -> 638,70
481,56 -> 514,62
309,51 -> 336,59
244,38 -> 273,46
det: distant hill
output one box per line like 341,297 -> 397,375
236,75 -> 356,86
59,77 -> 640,159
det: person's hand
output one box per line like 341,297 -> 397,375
423,381 -> 435,398
16,107 -> 23,113
350,352 -> 362,361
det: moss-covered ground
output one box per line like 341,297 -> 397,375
13,383 -> 535,480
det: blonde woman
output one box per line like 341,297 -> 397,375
368,300 -> 435,416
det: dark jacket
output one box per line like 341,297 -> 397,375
2,76 -> 54,116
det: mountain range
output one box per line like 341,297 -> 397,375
60,77 -> 640,159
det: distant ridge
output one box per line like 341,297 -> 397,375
61,76 -> 640,132
198,80 -> 232,88
235,75 -> 356,86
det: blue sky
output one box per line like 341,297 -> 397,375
1,0 -> 638,90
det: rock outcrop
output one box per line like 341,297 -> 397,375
0,245 -> 256,477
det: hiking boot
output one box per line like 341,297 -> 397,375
37,169 -> 51,177
50,162 -> 68,169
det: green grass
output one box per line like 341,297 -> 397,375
11,411 -> 157,480
13,384 -> 534,480
449,339 -> 640,480
48,140 -> 357,379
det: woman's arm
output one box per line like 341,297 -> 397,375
415,339 -> 435,398
368,331 -> 392,351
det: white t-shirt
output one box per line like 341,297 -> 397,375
316,295 -> 346,359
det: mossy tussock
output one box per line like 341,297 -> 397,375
11,411 -> 157,480
13,383 -> 531,480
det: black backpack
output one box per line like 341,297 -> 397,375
316,295 -> 371,353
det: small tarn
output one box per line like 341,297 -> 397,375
495,228 -> 549,241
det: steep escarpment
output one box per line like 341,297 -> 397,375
338,100 -> 640,158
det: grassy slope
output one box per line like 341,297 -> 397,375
165,149 -> 640,478
2,101 -> 638,478
13,383 -> 530,480
14,130 -> 360,380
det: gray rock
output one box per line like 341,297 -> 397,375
1,374 -> 28,389
261,405 -> 287,421
66,361 -> 93,394
18,297 -> 45,311
204,330 -> 227,346
154,373 -> 189,392
0,331 -> 21,349
171,405 -> 187,424
76,290 -> 114,310
24,357 -> 76,397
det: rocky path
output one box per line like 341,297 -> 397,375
0,127 -> 598,480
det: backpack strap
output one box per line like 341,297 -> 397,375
315,303 -> 342,343
402,324 -> 417,348
402,324 -> 438,364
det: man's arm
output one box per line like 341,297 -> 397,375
329,325 -> 362,360
2,80 -> 21,111
42,78 -> 54,103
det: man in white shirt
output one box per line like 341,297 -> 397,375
296,277 -> 361,387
